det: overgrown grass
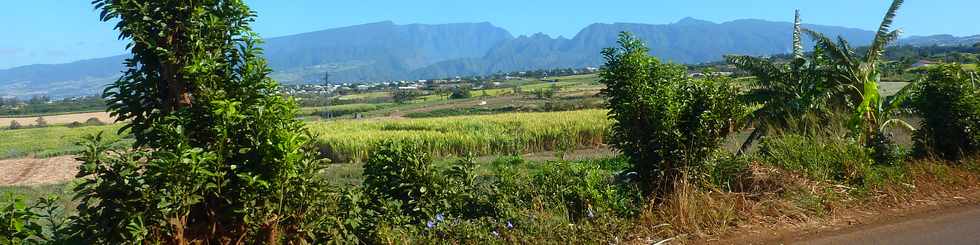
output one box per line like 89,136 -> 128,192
756,134 -> 912,195
309,110 -> 610,163
0,124 -> 129,159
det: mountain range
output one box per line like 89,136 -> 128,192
2,18 -> 977,98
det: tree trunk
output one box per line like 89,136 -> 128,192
159,21 -> 192,113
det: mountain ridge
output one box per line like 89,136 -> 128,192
2,18 -> 977,98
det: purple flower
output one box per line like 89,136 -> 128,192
587,209 -> 595,218
435,213 -> 445,222
426,220 -> 435,229
506,221 -> 514,229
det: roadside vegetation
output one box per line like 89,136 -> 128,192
3,0 -> 980,244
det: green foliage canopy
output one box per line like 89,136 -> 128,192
600,32 -> 745,196
68,0 -> 333,243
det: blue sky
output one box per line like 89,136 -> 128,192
1,0 -> 977,69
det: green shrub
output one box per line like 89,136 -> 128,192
362,141 -> 443,223
600,32 -> 744,195
912,65 -> 980,161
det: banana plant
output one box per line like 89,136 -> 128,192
803,0 -> 913,146
726,10 -> 833,154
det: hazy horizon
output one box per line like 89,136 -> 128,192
2,0 -> 979,69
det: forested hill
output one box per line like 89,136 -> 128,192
2,18 -> 976,98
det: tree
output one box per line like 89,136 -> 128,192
34,117 -> 47,128
600,32 -> 744,197
725,10 -> 835,155
449,86 -> 472,99
74,0 -> 332,243
393,89 -> 421,104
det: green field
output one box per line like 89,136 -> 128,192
0,124 -> 128,159
309,109 -> 610,163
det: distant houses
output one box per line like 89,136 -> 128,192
688,71 -> 733,78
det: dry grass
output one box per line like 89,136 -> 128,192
621,156 -> 980,244
0,111 -> 114,128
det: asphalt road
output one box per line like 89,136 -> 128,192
797,204 -> 980,245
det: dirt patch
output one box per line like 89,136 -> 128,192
0,112 -> 114,127
0,156 -> 80,186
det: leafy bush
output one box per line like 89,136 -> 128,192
362,141 -> 443,223
0,194 -> 63,244
912,65 -> 980,160
600,32 -> 744,195
1,194 -> 44,243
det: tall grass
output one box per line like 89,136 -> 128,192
308,110 -> 610,162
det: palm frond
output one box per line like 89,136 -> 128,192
866,0 -> 905,63
804,29 -> 854,68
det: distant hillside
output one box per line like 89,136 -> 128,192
899,34 -> 980,47
0,18 -> 968,98
263,21 -> 513,82
0,21 -> 513,98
